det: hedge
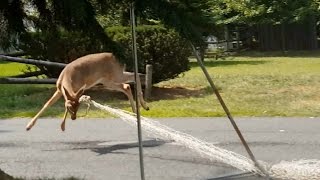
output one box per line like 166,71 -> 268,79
106,25 -> 191,83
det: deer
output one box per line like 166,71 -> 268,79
26,52 -> 149,131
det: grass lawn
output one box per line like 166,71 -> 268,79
0,51 -> 319,118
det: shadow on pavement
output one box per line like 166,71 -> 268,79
91,139 -> 170,155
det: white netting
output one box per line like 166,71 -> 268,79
80,95 -> 320,180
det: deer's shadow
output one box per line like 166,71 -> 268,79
61,139 -> 171,155
91,139 -> 170,155
150,87 -> 208,101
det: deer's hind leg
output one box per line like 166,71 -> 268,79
26,90 -> 62,131
121,83 -> 136,113
135,78 -> 149,111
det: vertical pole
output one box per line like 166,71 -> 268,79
130,3 -> 145,180
281,23 -> 286,52
235,27 -> 240,51
190,42 -> 269,178
224,26 -> 229,51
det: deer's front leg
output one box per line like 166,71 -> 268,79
26,90 -> 62,131
61,108 -> 68,131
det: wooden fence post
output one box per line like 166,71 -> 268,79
144,64 -> 152,99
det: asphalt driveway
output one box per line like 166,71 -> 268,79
0,117 -> 319,180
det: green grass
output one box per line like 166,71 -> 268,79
0,51 -> 319,118
151,52 -> 320,117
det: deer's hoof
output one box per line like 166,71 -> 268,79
26,123 -> 33,131
61,124 -> 65,131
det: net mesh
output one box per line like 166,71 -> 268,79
80,95 -> 320,180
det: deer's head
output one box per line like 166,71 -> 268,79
63,87 -> 84,120
65,100 -> 80,120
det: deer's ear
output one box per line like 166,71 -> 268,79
75,88 -> 85,99
62,86 -> 75,101
75,84 -> 86,99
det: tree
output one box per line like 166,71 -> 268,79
0,0 -> 25,50
0,0 -> 216,51
211,0 -> 319,25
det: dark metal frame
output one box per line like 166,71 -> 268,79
190,43 -> 269,179
130,3 -> 145,180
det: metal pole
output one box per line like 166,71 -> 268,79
130,3 -> 145,180
190,43 -> 269,178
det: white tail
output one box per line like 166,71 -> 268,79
26,53 -> 149,131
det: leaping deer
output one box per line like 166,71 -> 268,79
26,53 -> 149,131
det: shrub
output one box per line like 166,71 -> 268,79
106,25 -> 191,83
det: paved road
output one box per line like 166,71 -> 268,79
0,117 -> 320,180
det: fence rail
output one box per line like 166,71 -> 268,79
0,55 -> 66,68
0,78 -> 56,84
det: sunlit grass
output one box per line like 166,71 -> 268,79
0,62 -> 30,77
153,55 -> 320,117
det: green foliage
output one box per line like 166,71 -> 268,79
0,0 -> 25,50
1,0 -> 216,52
106,25 -> 191,83
133,0 -> 215,45
93,0 -> 216,43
